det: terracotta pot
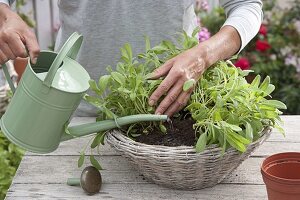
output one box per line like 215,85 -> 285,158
261,152 -> 300,200
14,57 -> 29,82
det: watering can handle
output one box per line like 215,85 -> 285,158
43,32 -> 83,88
1,63 -> 16,93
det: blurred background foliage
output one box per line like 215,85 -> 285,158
0,131 -> 24,200
198,0 -> 300,114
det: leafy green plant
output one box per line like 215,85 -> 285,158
0,131 -> 24,200
81,30 -> 285,169
187,62 -> 285,153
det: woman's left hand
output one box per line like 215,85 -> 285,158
148,26 -> 242,117
148,45 -> 208,117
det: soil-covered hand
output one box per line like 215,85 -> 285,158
0,3 -> 40,64
148,45 -> 208,117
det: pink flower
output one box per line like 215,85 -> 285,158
255,40 -> 271,52
198,27 -> 211,42
234,58 -> 251,70
259,24 -> 267,36
200,1 -> 209,11
195,0 -> 209,11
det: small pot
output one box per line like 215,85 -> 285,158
261,152 -> 300,200
14,57 -> 28,82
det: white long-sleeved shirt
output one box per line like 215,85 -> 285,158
0,0 -> 262,116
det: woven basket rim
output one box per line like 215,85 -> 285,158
107,126 -> 272,155
106,125 -> 272,190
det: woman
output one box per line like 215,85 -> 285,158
0,0 -> 263,116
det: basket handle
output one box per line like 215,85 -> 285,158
43,32 -> 83,88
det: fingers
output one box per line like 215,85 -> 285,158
154,81 -> 183,115
164,90 -> 193,117
147,59 -> 174,79
0,6 -> 40,65
148,75 -> 176,107
0,42 -> 16,60
0,49 -> 8,64
23,30 -> 40,64
0,31 -> 36,65
7,35 -> 27,58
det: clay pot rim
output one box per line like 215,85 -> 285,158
261,152 -> 300,184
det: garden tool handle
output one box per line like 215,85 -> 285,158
43,32 -> 83,88
2,63 -> 16,94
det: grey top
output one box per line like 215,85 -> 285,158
2,0 -> 263,116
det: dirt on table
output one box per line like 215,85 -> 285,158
135,117 -> 196,146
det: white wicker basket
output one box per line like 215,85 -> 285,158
106,127 -> 271,190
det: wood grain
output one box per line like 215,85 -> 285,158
6,115 -> 299,200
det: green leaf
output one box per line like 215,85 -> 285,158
259,104 -> 276,111
90,132 -> 105,149
226,133 -> 246,152
121,43 -> 133,63
192,26 -> 200,37
151,45 -> 168,54
213,110 -> 222,121
130,93 -> 136,101
229,131 -> 251,145
259,76 -> 270,91
124,43 -> 133,62
220,121 -> 242,132
245,122 -> 253,141
103,107 -> 116,119
262,100 -> 287,110
84,95 -> 101,107
89,79 -> 101,95
183,79 -> 195,91
144,35 -> 151,52
159,124 -> 167,133
263,84 -> 275,96
250,75 -> 261,88
98,75 -> 110,94
249,119 -> 263,136
78,152 -> 85,168
90,155 -> 102,170
111,72 -> 125,85
196,133 -> 207,153
162,40 -> 176,51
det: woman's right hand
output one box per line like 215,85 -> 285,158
0,3 -> 40,65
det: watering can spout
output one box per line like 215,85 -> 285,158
61,114 -> 168,141
0,32 -> 168,154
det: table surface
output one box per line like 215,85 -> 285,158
5,115 -> 300,200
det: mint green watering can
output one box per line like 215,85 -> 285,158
0,32 -> 167,154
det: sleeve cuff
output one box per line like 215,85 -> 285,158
222,3 -> 263,54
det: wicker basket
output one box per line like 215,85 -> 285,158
106,127 -> 271,190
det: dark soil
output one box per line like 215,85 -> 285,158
135,117 -> 196,146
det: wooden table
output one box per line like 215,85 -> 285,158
5,115 -> 300,200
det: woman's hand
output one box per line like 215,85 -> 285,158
0,3 -> 40,64
148,26 -> 242,117
148,45 -> 208,117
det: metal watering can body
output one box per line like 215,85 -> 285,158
0,32 -> 167,154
